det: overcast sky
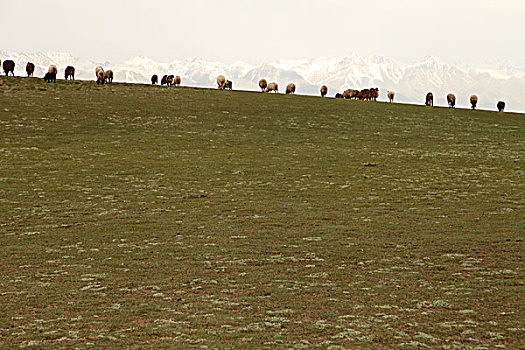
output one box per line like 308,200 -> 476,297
2,0 -> 524,65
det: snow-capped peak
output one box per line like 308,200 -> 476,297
1,49 -> 523,112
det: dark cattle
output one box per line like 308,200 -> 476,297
224,80 -> 233,90
497,101 -> 505,112
151,74 -> 158,84
3,60 -> 15,76
26,62 -> 35,77
447,93 -> 456,108
335,93 -> 343,98
43,72 -> 56,83
65,66 -> 75,80
425,92 -> 434,106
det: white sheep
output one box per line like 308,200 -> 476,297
217,75 -> 226,89
96,66 -> 105,85
387,91 -> 395,103
104,70 -> 114,84
265,82 -> 278,93
285,83 -> 296,94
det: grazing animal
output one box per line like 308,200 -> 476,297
335,93 -> 343,99
357,89 -> 371,100
320,85 -> 328,97
166,75 -> 174,86
370,88 -> 379,101
97,70 -> 105,84
151,74 -> 158,84
65,66 -> 75,80
217,75 -> 226,89
160,75 -> 168,85
470,95 -> 478,110
259,79 -> 267,92
265,82 -> 278,93
447,93 -> 456,108
224,80 -> 233,90
285,83 -> 296,94
43,72 -> 56,83
425,92 -> 434,106
95,66 -> 105,84
497,101 -> 505,112
174,75 -> 181,86
48,65 -> 58,75
3,60 -> 15,76
342,89 -> 358,99
387,91 -> 395,103
104,70 -> 114,84
26,62 -> 35,77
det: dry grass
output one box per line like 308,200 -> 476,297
0,76 -> 523,349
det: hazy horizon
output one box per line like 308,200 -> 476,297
1,1 -> 524,66
1,49 -> 523,71
2,47 -> 523,113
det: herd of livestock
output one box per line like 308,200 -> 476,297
1,58 -> 507,112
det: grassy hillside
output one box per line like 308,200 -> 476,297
0,77 -> 523,349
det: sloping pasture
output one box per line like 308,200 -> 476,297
0,77 -> 523,349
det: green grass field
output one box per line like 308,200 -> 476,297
0,76 -> 523,349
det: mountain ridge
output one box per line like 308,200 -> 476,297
1,50 -> 523,112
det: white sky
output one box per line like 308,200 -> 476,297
2,0 -> 524,65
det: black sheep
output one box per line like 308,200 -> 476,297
44,72 -> 56,83
3,60 -> 15,76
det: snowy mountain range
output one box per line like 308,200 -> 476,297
1,50 -> 524,113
